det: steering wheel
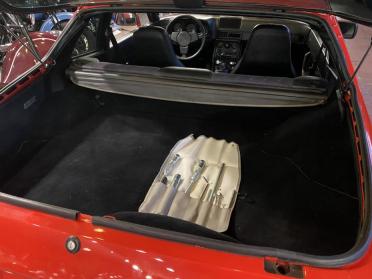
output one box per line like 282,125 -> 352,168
166,15 -> 207,60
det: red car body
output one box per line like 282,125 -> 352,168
0,32 -> 57,88
0,14 -> 135,89
0,1 -> 371,278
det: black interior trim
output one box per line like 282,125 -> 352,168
0,192 -> 79,220
112,211 -> 238,242
173,0 -> 203,9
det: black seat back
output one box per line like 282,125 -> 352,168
128,26 -> 184,68
233,25 -> 296,77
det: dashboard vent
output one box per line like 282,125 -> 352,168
217,31 -> 241,39
218,31 -> 228,38
228,33 -> 241,39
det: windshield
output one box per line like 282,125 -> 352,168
0,0 -> 372,25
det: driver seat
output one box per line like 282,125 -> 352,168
128,26 -> 184,68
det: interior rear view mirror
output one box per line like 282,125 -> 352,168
338,20 -> 359,39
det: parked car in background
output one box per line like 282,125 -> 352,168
26,11 -> 74,32
1,11 -> 143,87
1,1 -> 372,278
0,31 -> 57,87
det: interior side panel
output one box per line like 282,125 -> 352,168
0,80 -> 47,184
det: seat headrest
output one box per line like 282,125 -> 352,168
234,24 -> 296,77
134,26 -> 169,42
128,26 -> 184,68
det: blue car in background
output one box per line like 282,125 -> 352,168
27,11 -> 73,32
37,11 -> 72,31
26,11 -> 96,56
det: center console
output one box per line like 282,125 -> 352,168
212,41 -> 242,73
212,17 -> 245,73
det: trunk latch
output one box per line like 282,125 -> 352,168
264,258 -> 304,278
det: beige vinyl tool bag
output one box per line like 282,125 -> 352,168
139,135 -> 241,232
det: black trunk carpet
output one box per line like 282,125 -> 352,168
1,100 -> 359,256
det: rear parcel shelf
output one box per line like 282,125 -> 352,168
66,60 -> 329,108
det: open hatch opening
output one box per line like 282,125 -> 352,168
0,6 -> 368,267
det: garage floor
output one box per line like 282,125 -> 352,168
345,25 -> 372,118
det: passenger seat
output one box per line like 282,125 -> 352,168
233,24 -> 296,77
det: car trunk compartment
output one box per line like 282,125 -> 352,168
0,84 -> 359,256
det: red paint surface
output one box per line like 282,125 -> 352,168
0,4 -> 372,279
345,24 -> 372,119
0,32 -> 56,87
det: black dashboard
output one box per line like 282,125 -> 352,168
158,15 -> 311,73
